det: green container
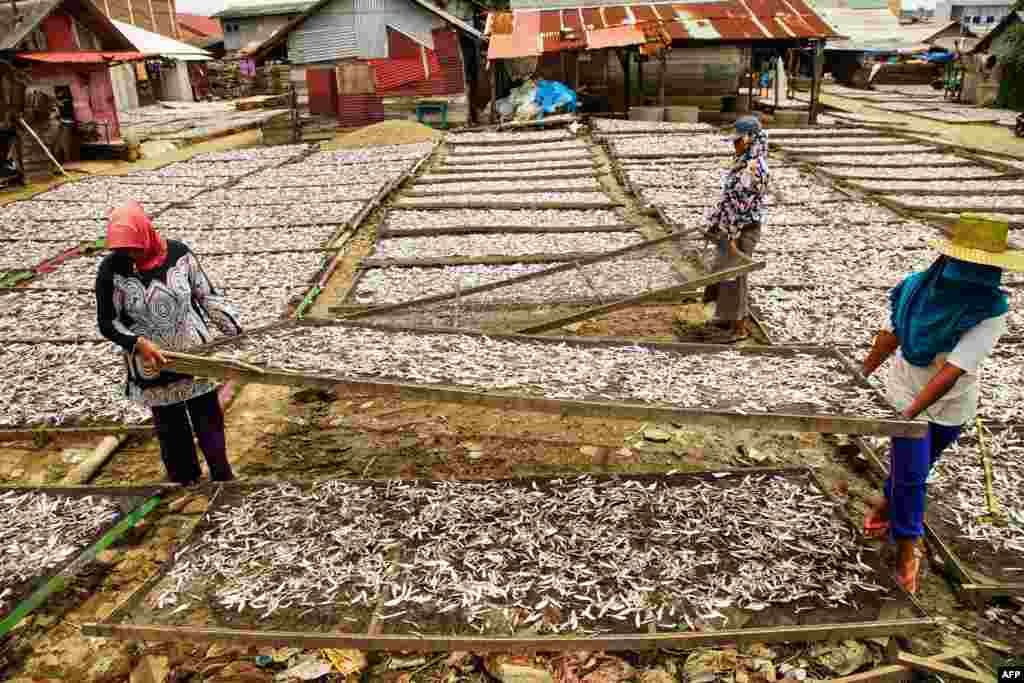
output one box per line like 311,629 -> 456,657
721,96 -> 738,113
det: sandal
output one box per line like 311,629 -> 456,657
863,514 -> 890,540
895,552 -> 921,595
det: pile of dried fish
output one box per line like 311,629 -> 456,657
169,225 -> 343,254
225,286 -> 308,328
819,165 -> 1001,180
408,178 -> 601,195
417,169 -> 599,184
191,144 -> 314,162
625,167 -> 725,193
447,141 -> 588,156
929,427 -> 1024,556
0,490 -> 121,612
156,203 -> 364,230
148,161 -> 274,178
661,205 -> 826,228
887,194 -> 1024,209
447,130 -> 574,144
978,350 -> 1024,423
759,249 -> 935,287
204,325 -> 895,417
0,342 -> 149,427
371,232 -> 640,260
237,164 -> 410,188
610,135 -> 731,157
191,185 -> 382,206
762,221 -> 937,252
154,472 -> 887,633
396,193 -> 616,208
591,118 -> 713,134
790,144 -> 937,156
0,219 -> 105,242
383,209 -> 623,231
0,240 -> 81,271
442,160 -> 594,174
850,179 -> 1024,193
767,128 -> 874,136
304,144 -> 435,166
640,188 -> 777,208
775,137 -> 909,148
752,286 -> 886,346
0,201 -> 166,222
808,203 -> 902,224
0,290 -> 98,340
806,153 -> 971,167
439,150 -> 593,166
34,180 -> 203,205
352,258 -> 681,305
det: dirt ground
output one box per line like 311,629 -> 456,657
0,122 -> 1021,682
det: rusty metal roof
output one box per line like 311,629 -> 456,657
486,0 -> 836,58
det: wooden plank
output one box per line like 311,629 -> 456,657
81,617 -> 935,652
360,253 -> 606,268
895,652 -> 995,683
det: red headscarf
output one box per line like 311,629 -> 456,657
106,201 -> 167,271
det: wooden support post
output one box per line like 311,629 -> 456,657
895,652 -> 994,683
18,117 -> 67,176
637,56 -> 644,103
774,53 -> 780,108
621,50 -> 631,114
809,41 -> 823,125
658,53 -> 666,106
561,51 -> 568,83
747,48 -> 754,113
490,60 -> 498,124
574,51 -> 580,91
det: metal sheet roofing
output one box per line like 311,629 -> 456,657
486,0 -> 836,58
15,50 -> 145,62
112,19 -> 212,60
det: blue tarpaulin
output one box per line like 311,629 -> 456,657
535,80 -> 577,114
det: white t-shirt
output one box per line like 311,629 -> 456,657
882,314 -> 1008,426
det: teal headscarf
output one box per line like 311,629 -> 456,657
890,256 -> 1009,368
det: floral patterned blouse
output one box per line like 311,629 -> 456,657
705,129 -> 771,240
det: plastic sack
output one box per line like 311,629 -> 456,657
534,80 -> 577,114
496,97 -> 515,117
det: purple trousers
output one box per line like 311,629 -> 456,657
151,389 -> 234,485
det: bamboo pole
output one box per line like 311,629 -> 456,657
61,435 -> 128,486
19,117 -> 67,177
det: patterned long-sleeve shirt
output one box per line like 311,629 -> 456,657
705,130 -> 771,240
96,240 -> 242,407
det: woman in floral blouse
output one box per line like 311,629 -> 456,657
705,116 -> 770,342
96,201 -> 242,485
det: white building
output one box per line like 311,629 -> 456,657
935,0 -> 1014,30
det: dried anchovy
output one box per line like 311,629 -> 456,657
191,185 -> 382,205
804,153 -> 970,166
33,180 -> 204,205
591,118 -> 713,134
439,149 -> 592,165
0,289 -> 98,339
0,219 -> 104,242
205,326 -> 895,417
809,203 -> 903,224
156,203 -> 363,230
383,209 -> 623,230
442,160 -> 593,173
190,144 -> 315,162
610,135 -> 732,156
0,201 -> 168,222
0,342 -> 149,427
759,249 -> 935,287
304,143 -> 435,166
354,258 -> 681,305
154,473 -> 885,633
752,286 -> 887,346
887,194 -> 1024,208
0,240 -> 82,270
775,137 -> 911,148
819,165 -> 1001,180
447,129 -> 575,144
912,110 -> 1006,124
850,179 -> 1024,193
977,348 -> 1024,423
0,491 -> 120,613
640,188 -> 784,208
417,169 -> 598,184
148,161 -> 275,178
371,232 -> 640,260
447,141 -> 588,156
408,178 -> 601,195
791,144 -> 938,155
396,193 -> 615,208
767,127 -> 877,136
169,225 -> 343,253
972,154 -> 1024,171
762,221 -> 936,252
237,163 -> 411,188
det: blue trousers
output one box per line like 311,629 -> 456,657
885,422 -> 962,539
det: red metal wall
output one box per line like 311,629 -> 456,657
87,68 -> 120,140
307,68 -> 338,116
41,13 -> 76,51
387,26 -> 422,59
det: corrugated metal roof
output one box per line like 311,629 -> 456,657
487,0 -> 835,58
216,0 -> 316,19
816,6 -> 905,49
112,19 -> 212,60
16,50 -> 145,62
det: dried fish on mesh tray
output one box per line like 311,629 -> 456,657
447,129 -> 574,144
661,205 -> 826,228
752,286 -> 885,346
639,188 -> 784,208
808,202 -> 903,224
0,240 -> 83,270
443,160 -> 594,173
383,209 -> 624,231
0,289 -> 98,339
352,258 -> 682,306
775,137 -> 912,148
0,219 -> 104,242
767,127 -> 877,136
972,154 -> 1024,171
418,169 -> 599,184
236,163 -> 411,188
148,161 -> 275,178
929,427 -> 1024,560
156,203 -> 364,230
189,185 -> 383,206
591,118 -> 713,134
819,165 -> 1002,180
789,144 -> 938,156
759,249 -> 935,287
304,143 -> 435,165
0,490 -> 121,613
370,232 -> 641,260
0,201 -> 168,222
887,194 -> 1024,209
609,135 -> 732,157
447,140 -> 589,156
168,225 -> 343,254
439,149 -> 593,165
153,471 -> 890,633
850,179 -> 1024,193
977,349 -> 1024,424
223,286 -> 308,328
802,153 -> 971,166
395,193 -> 616,208
0,342 -> 149,427
762,221 -> 937,252
189,144 -> 315,162
206,325 -> 894,418
407,178 -> 601,194
32,180 -> 205,205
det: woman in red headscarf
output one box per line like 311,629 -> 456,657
96,201 -> 243,485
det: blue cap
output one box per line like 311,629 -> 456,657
734,115 -> 761,136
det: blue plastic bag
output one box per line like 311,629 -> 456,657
534,80 -> 577,114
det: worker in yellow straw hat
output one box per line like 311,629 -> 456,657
861,214 -> 1023,594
